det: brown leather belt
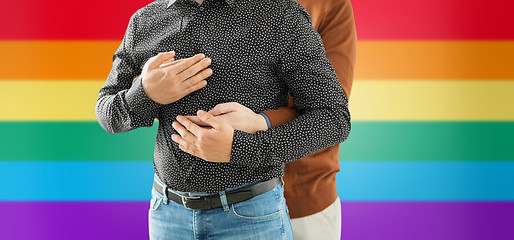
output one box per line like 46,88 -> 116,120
153,178 -> 280,210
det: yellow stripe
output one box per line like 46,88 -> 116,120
1,80 -> 513,121
349,80 -> 514,121
1,80 -> 103,121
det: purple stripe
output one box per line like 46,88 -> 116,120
342,202 -> 514,240
1,202 -> 513,240
0,202 -> 149,240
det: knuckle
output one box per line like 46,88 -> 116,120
187,57 -> 198,65
202,69 -> 212,78
180,144 -> 188,152
166,68 -> 178,77
198,133 -> 207,142
169,78 -> 179,87
185,144 -> 192,153
197,133 -> 203,141
193,82 -> 204,91
182,143 -> 191,152
184,68 -> 196,77
202,58 -> 211,67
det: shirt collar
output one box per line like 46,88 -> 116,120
167,0 -> 236,8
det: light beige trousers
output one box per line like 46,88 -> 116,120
290,197 -> 341,240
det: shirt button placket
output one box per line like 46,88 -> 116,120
194,4 -> 206,55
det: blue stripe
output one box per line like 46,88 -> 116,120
1,161 -> 513,201
337,161 -> 514,200
0,161 -> 154,201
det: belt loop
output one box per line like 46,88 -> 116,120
280,177 -> 285,187
219,191 -> 229,211
161,182 -> 169,205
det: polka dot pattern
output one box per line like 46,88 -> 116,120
95,0 -> 351,193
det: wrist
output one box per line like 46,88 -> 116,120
256,112 -> 270,132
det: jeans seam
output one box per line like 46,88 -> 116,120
229,185 -> 283,222
230,204 -> 283,222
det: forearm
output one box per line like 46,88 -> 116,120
262,106 -> 298,127
95,77 -> 163,133
262,95 -> 299,127
231,102 -> 349,167
262,0 -> 357,128
229,1 -> 351,167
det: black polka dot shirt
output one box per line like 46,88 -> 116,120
95,0 -> 351,193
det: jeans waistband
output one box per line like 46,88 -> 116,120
153,174 -> 262,197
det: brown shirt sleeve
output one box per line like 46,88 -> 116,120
263,0 -> 357,127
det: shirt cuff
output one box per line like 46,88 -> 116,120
125,76 -> 164,116
258,112 -> 272,129
229,130 -> 263,168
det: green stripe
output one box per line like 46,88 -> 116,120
1,121 -> 513,161
343,121 -> 514,161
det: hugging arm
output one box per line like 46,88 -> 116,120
228,3 -> 351,167
263,0 -> 357,127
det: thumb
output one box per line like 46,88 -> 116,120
197,110 -> 222,129
147,51 -> 175,69
209,102 -> 238,116
209,103 -> 230,116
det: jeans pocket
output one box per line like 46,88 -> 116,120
230,185 -> 284,222
149,188 -> 164,212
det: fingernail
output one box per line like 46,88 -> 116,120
197,110 -> 204,116
206,58 -> 212,64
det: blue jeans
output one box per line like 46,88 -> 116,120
149,175 -> 294,240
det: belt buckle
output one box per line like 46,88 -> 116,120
181,195 -> 201,210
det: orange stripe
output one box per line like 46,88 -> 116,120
1,41 -> 513,80
0,41 -> 118,80
355,41 -> 514,80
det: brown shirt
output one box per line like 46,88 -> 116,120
262,0 -> 357,218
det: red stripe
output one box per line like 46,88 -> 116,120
0,0 -> 513,40
0,0 -> 152,40
352,0 -> 514,40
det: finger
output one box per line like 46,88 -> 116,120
183,116 -> 210,127
159,58 -> 185,68
176,57 -> 212,82
168,53 -> 206,75
172,134 -> 196,156
171,121 -> 197,144
176,115 -> 205,136
209,102 -> 239,116
197,110 -> 222,129
181,68 -> 211,90
183,80 -> 207,95
158,58 -> 175,68
147,51 -> 175,69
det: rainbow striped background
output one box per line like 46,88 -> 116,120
1,0 -> 513,239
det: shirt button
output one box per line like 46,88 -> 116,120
199,6 -> 205,10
